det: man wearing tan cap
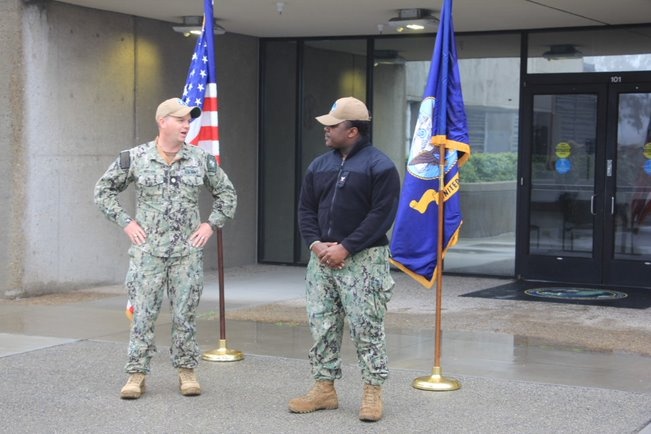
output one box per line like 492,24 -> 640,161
94,98 -> 237,399
290,96 -> 400,422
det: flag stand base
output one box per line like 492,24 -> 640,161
202,339 -> 244,362
412,366 -> 460,391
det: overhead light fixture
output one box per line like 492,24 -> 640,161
387,8 -> 437,33
172,16 -> 226,37
373,49 -> 406,66
542,44 -> 583,60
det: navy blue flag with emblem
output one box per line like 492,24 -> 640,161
390,0 -> 471,288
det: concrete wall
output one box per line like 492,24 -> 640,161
0,0 -> 27,297
1,1 -> 258,297
209,31 -> 258,272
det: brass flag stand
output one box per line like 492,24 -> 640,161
202,228 -> 244,362
412,141 -> 461,392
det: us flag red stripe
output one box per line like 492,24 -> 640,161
187,83 -> 220,164
181,0 -> 220,164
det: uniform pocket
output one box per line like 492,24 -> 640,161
179,175 -> 203,186
364,246 -> 394,304
137,173 -> 165,186
137,174 -> 165,200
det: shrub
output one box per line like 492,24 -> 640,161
460,152 -> 517,183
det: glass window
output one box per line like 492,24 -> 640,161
259,38 -> 368,263
529,94 -> 597,256
528,26 -> 651,74
260,32 -> 522,277
615,92 -> 651,258
375,33 -> 521,276
259,40 -> 298,263
299,39 -> 368,262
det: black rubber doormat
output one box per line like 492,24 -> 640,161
460,281 -> 651,309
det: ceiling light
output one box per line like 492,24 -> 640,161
373,49 -> 406,66
542,44 -> 583,60
387,8 -> 437,33
172,16 -> 226,37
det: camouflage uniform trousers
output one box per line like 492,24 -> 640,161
306,245 -> 394,386
124,248 -> 204,374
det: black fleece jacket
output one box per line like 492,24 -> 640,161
298,138 -> 401,255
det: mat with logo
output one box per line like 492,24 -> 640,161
460,282 -> 651,309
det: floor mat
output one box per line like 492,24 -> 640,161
460,281 -> 651,309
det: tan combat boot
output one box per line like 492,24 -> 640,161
288,380 -> 338,413
120,373 -> 146,399
359,383 -> 383,422
179,368 -> 201,396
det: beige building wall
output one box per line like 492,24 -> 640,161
0,0 -> 27,297
1,1 -> 258,297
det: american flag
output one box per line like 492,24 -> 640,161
182,0 -> 220,164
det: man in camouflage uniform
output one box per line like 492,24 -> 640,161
94,98 -> 236,399
289,97 -> 400,422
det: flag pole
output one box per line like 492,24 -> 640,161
388,0 -> 466,391
189,0 -> 241,363
202,229 -> 244,362
411,141 -> 461,391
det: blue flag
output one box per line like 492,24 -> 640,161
389,0 -> 471,288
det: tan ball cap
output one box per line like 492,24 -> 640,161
155,98 -> 201,121
315,96 -> 371,126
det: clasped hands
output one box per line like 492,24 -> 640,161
312,242 -> 349,270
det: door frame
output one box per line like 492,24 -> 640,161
516,71 -> 651,287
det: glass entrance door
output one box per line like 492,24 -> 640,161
519,85 -> 606,284
518,75 -> 651,287
605,86 -> 651,286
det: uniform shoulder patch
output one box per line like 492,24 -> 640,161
119,150 -> 131,170
206,154 -> 217,172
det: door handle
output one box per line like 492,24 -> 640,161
610,196 -> 615,216
591,195 -> 596,215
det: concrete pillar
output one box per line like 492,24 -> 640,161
0,0 -> 27,297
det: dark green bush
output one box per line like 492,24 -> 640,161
460,152 -> 517,183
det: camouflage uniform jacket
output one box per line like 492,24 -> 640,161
94,140 -> 237,258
